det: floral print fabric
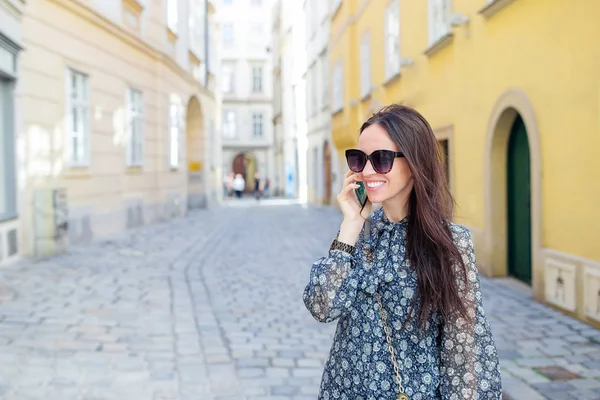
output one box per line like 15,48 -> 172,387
302,208 -> 502,399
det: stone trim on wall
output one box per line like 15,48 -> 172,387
483,88 -> 543,299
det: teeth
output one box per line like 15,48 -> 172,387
367,182 -> 384,188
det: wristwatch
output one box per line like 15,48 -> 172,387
330,238 -> 355,255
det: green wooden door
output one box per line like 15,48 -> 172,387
507,116 -> 532,284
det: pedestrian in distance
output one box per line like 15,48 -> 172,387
233,173 -> 245,199
302,104 -> 502,399
254,171 -> 262,201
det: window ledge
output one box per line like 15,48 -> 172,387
0,214 -> 18,223
122,0 -> 143,32
63,170 -> 92,179
65,162 -> 90,170
123,0 -> 143,13
332,107 -> 344,117
424,32 -> 454,58
188,50 -> 201,65
479,0 -> 517,19
167,27 -> 178,43
360,91 -> 372,102
126,166 -> 144,175
383,72 -> 401,87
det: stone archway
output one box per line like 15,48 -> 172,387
484,89 -> 542,298
186,96 -> 205,209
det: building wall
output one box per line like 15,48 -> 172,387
217,0 -> 274,188
0,0 -> 24,267
17,0 -> 219,259
329,0 -> 600,326
305,0 -> 340,206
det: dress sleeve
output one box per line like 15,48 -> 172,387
302,236 -> 364,323
439,226 -> 503,399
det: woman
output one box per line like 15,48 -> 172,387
303,104 -> 502,399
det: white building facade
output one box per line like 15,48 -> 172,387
305,0 -> 339,206
0,0 -> 24,267
218,0 -> 274,194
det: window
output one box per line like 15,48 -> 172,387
223,0 -> 232,3
221,64 -> 234,93
252,112 -> 263,137
222,23 -> 234,46
385,0 -> 400,80
428,0 -> 451,45
332,60 -> 343,113
252,66 -> 263,93
0,80 -> 16,221
222,110 -> 236,139
126,88 -> 144,166
321,53 -> 328,108
167,0 -> 178,33
251,0 -> 262,5
169,103 -> 180,168
188,0 -> 205,57
311,63 -> 318,114
360,31 -> 371,98
438,139 -> 450,184
67,69 -> 90,165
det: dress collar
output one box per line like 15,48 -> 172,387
372,207 -> 409,233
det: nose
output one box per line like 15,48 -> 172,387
361,158 -> 377,177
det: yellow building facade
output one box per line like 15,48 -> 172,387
329,0 -> 600,326
14,0 -> 221,261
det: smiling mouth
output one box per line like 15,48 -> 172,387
366,181 -> 385,189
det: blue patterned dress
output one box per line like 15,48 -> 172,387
303,208 -> 502,399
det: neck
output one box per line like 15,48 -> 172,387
382,189 -> 411,222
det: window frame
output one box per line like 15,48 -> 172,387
360,31 -> 371,98
251,65 -> 263,93
66,68 -> 91,167
384,0 -> 401,80
126,87 -> 144,167
169,102 -> 180,169
252,112 -> 264,137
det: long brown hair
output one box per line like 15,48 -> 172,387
360,104 -> 469,329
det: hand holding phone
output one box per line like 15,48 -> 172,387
354,181 -> 368,207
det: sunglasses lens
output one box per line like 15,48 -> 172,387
346,150 -> 366,172
372,150 -> 394,173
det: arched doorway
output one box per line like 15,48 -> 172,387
485,89 -> 542,297
186,96 -> 204,209
232,152 -> 256,192
507,116 -> 532,284
323,141 -> 332,204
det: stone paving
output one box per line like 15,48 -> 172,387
0,200 -> 599,399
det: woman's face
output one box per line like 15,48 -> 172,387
357,124 -> 413,205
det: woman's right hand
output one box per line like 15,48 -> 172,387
337,170 -> 372,223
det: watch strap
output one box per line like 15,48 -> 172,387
330,238 -> 355,255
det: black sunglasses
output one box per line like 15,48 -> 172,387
345,149 -> 404,174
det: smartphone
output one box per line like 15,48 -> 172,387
354,181 -> 368,207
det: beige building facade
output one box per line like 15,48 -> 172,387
0,0 -> 24,267
14,0 -> 221,260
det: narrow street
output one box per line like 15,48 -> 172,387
0,201 -> 599,399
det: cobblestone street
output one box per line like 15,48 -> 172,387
0,200 -> 599,399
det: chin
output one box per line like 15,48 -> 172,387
367,192 -> 389,204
